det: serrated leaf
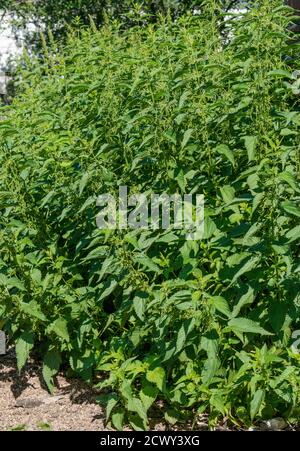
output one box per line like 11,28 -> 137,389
98,256 -> 114,282
228,318 -> 272,335
250,389 -> 265,420
178,91 -> 189,110
216,144 -> 235,166
47,318 -> 69,341
230,256 -> 260,286
134,255 -> 161,273
140,384 -> 158,411
99,279 -> 118,301
79,172 -> 90,195
40,190 -> 56,208
42,349 -> 61,393
252,192 -> 264,215
286,225 -> 300,242
278,171 -> 299,192
202,354 -> 220,385
176,318 -> 195,353
203,216 -> 217,239
0,277 -> 26,291
220,185 -> 235,204
111,411 -> 125,430
20,301 -> 47,322
209,296 -> 231,318
232,286 -> 255,318
133,291 -> 148,321
210,393 -> 226,415
16,331 -> 34,373
267,69 -> 293,79
31,269 -> 42,284
78,195 -> 96,213
244,136 -> 257,162
201,336 -> 220,384
181,129 -> 193,149
281,201 -> 300,217
165,409 -> 182,425
129,414 -> 147,431
106,393 -> 119,420
175,169 -> 186,192
127,397 -> 147,422
174,113 -> 186,125
146,367 -> 165,392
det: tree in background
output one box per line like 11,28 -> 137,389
1,1 -> 300,53
1,1 -> 244,50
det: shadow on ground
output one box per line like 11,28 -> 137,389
0,347 -> 106,431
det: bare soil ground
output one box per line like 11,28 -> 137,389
0,348 -> 106,431
0,348 -> 211,432
0,348 -> 180,432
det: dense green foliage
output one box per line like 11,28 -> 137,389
0,0 -> 300,430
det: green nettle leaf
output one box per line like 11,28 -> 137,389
174,113 -> 186,125
203,216 -> 217,239
16,331 -> 35,373
178,91 -> 189,110
133,292 -> 148,321
175,169 -> 187,192
209,296 -> 231,318
79,172 -> 90,195
230,256 -> 260,286
252,192 -> 264,215
42,349 -> 62,393
232,286 -> 255,318
250,389 -> 265,420
106,393 -> 119,420
133,255 -> 162,273
176,318 -> 195,353
165,409 -> 183,425
267,69 -> 293,79
269,303 -> 287,334
201,336 -> 220,384
40,190 -> 56,208
202,353 -> 220,385
129,414 -> 147,431
220,185 -> 235,205
31,268 -> 42,284
146,367 -> 166,392
127,397 -> 148,422
0,274 -> 9,286
228,318 -> 272,336
111,411 -> 125,431
140,384 -> 158,411
236,96 -> 252,111
215,144 -> 235,166
20,301 -> 47,322
278,171 -> 300,192
286,225 -> 300,242
281,201 -> 300,217
210,393 -> 226,415
244,136 -> 257,162
0,277 -> 26,291
181,129 -> 193,149
47,318 -> 70,341
78,195 -> 96,213
99,279 -> 118,301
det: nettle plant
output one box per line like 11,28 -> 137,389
0,0 -> 299,430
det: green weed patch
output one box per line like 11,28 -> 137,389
0,0 -> 299,430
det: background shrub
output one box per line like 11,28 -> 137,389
0,0 -> 299,430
